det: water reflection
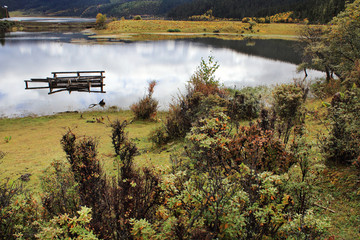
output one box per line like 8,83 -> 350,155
0,35 -> 323,117
7,17 -> 95,23
191,38 -> 303,65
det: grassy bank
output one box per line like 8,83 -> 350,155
94,20 -> 314,41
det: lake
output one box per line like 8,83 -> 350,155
0,31 -> 323,117
6,17 -> 96,23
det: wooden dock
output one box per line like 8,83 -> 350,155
25,71 -> 106,94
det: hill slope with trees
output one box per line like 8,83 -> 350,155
169,0 -> 353,23
0,0 -> 192,17
0,0 -> 353,22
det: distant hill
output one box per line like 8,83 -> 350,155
0,0 -> 353,22
0,0 -> 109,16
168,0 -> 353,23
0,0 -> 192,18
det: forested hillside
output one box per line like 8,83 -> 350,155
0,0 -> 352,22
0,0 -> 192,17
169,0 -> 353,23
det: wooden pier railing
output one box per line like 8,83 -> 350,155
25,71 -> 106,94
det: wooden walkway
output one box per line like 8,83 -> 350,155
25,71 -> 106,94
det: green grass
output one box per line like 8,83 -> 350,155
0,110 -> 173,193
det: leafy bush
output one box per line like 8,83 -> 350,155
2,195 -> 43,239
40,160 -> 80,219
185,109 -> 231,172
35,207 -> 98,240
321,88 -> 360,165
150,56 -> 228,144
105,119 -> 164,239
131,80 -> 159,120
57,122 -> 164,239
0,179 -> 24,239
227,87 -> 261,130
149,126 -> 170,147
0,21 -> 14,32
310,78 -> 342,99
345,59 -> 360,88
229,124 -> 296,174
167,29 -> 181,32
133,15 -> 142,20
272,82 -> 307,145
95,13 -> 107,30
60,130 -> 107,237
133,107 -> 329,239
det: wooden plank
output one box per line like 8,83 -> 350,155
52,76 -> 105,81
51,71 -> 105,74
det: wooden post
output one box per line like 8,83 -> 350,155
100,72 -> 104,93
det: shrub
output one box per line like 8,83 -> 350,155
229,124 -> 295,174
107,119 -> 164,239
0,21 -> 14,32
40,160 -> 80,219
227,87 -> 261,130
131,80 -> 159,120
321,88 -> 360,165
310,78 -> 342,99
258,107 -> 276,131
133,158 -> 295,239
0,178 -> 25,239
1,195 -> 43,239
345,59 -> 360,88
95,13 -> 107,30
185,108 -> 294,174
133,108 -> 329,239
149,126 -> 170,147
242,17 -> 250,23
272,82 -> 307,145
35,206 -> 98,240
167,29 -> 181,32
60,130 -> 107,238
133,15 -> 142,20
150,56 -> 228,145
58,123 -> 164,239
285,135 -> 329,238
185,109 -> 232,172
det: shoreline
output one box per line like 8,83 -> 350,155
3,18 -> 316,41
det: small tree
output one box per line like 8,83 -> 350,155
95,13 -> 107,30
299,0 -> 360,82
272,83 -> 306,145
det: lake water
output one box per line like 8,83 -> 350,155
6,17 -> 96,23
0,31 -> 323,117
